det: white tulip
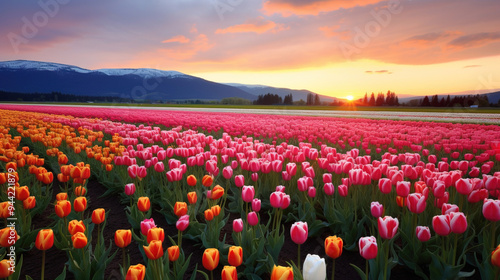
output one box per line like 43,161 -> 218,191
303,254 -> 326,280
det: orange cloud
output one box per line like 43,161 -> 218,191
215,17 -> 286,34
319,25 -> 351,40
162,35 -> 190,44
262,0 -> 383,16
365,70 -> 392,74
400,31 -> 461,48
447,32 -> 500,49
160,34 -> 214,60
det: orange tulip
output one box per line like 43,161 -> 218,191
70,166 -> 81,178
202,248 -> 220,271
61,165 -> 71,176
187,175 -> 197,187
115,229 -> 132,248
221,266 -> 238,280
396,196 -> 406,207
15,186 -> 30,201
0,173 -> 5,184
57,173 -> 70,183
187,191 -> 197,204
58,154 -> 68,165
137,197 -> 150,212
92,208 -> 106,224
126,264 -> 146,280
270,265 -> 293,280
228,246 -> 243,267
16,158 -> 26,168
56,192 -> 68,201
74,197 -> 87,212
147,227 -> 165,244
143,240 -> 164,260
492,244 -> 500,267
41,172 -> 53,184
23,196 -> 36,210
55,200 -> 71,218
325,235 -> 343,259
168,245 -> 180,262
0,202 -> 11,219
202,175 -> 213,187
0,259 -> 14,278
106,164 -> 113,172
35,229 -> 54,250
204,209 -> 214,221
211,205 -> 221,217
81,166 -> 91,179
22,146 -> 30,153
74,186 -> 87,196
68,220 -> 85,235
6,162 -> 17,172
0,227 -> 19,247
36,158 -> 45,166
210,185 -> 224,200
174,202 -> 188,217
72,232 -> 87,249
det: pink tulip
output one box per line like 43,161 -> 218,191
338,185 -> 348,197
378,178 -> 392,194
127,164 -> 138,179
223,166 -> 233,180
432,215 -> 451,236
286,163 -> 297,176
137,166 -> 147,178
378,216 -> 399,239
456,178 -> 473,195
141,218 -> 156,235
406,193 -> 426,214
396,181 -> 410,197
441,203 -> 459,215
154,162 -> 165,173
290,221 -> 308,245
281,194 -> 291,209
176,215 -> 190,231
233,218 -> 243,233
234,175 -> 244,188
282,171 -> 292,181
468,189 -> 488,203
251,172 -> 258,181
125,183 -> 136,196
323,173 -> 332,184
241,186 -> 255,203
370,201 -> 384,218
433,181 -> 446,198
304,167 -> 315,178
324,183 -> 334,195
359,236 -> 378,260
247,211 -> 259,226
416,226 -> 431,242
276,185 -> 286,192
270,191 -> 283,208
483,199 -> 500,221
297,177 -> 308,192
449,212 -> 467,234
307,187 -> 316,198
252,198 -> 261,212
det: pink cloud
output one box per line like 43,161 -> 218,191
215,17 -> 286,34
160,34 -> 214,60
447,32 -> 500,49
319,25 -> 351,40
162,35 -> 190,44
262,0 -> 384,16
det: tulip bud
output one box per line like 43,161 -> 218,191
140,218 -> 156,235
378,216 -> 399,239
35,229 -> 54,250
187,175 -> 197,187
492,244 -> 500,267
73,197 -> 87,212
303,254 -> 326,280
290,221 -> 308,245
221,266 -> 238,280
174,201 -> 188,217
358,236 -> 378,260
271,265 -> 293,280
68,220 -> 85,235
143,240 -> 163,260
115,229 -> 132,248
228,246 -> 243,267
202,248 -> 220,271
324,235 -> 343,259
126,264 -> 146,280
125,183 -> 136,196
168,245 -> 180,262
370,201 -> 384,218
176,215 -> 190,231
415,226 -> 431,242
233,218 -> 243,233
72,232 -> 88,249
247,211 -> 259,226
432,214 -> 451,236
252,198 -> 261,212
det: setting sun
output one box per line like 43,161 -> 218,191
346,95 -> 354,101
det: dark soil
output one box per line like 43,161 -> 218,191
20,179 -> 478,279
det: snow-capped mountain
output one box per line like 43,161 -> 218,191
0,60 -> 256,101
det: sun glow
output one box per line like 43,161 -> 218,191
346,95 -> 354,101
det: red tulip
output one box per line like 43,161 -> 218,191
176,215 -> 189,231
247,211 -> 258,226
483,199 -> 500,221
233,218 -> 243,233
378,216 -> 399,239
359,236 -> 378,260
432,214 -> 451,236
241,185 -> 255,203
456,178 -> 473,195
396,181 -> 410,197
378,178 -> 391,194
406,193 -> 426,214
125,183 -> 135,196
290,221 -> 308,245
416,226 -> 431,242
234,175 -> 244,187
441,203 -> 459,215
223,166 -> 233,179
449,212 -> 467,234
370,201 -> 384,218
338,184 -> 348,197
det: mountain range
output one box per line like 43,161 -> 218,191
0,60 -> 336,102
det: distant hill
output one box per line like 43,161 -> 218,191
0,60 -> 256,101
226,83 -> 337,103
399,89 -> 500,104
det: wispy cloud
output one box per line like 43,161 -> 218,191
215,17 -> 286,34
261,0 -> 383,16
447,32 -> 500,49
463,65 -> 481,68
365,70 -> 392,74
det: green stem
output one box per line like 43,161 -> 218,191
365,259 -> 369,280
210,270 -> 214,280
331,259 -> 335,280
298,244 -> 301,273
41,250 -> 46,280
383,240 -> 389,280
122,248 -> 126,277
97,223 -> 101,248
492,221 -> 497,253
178,230 -> 182,249
452,234 -> 458,266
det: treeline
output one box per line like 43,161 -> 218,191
0,91 -> 131,103
417,94 -> 490,107
253,93 -> 294,105
355,91 -> 400,106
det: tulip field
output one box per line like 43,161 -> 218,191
2,104 -> 500,279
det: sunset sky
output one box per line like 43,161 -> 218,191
1,0 -> 500,99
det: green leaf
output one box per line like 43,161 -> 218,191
54,267 -> 67,280
350,263 -> 367,280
